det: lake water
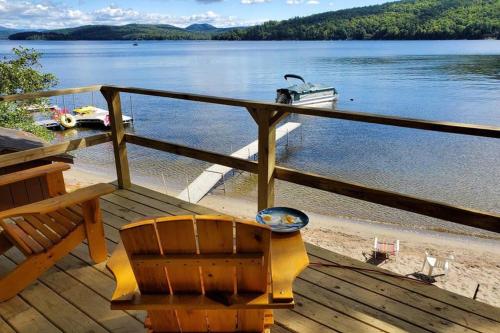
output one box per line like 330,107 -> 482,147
1,40 -> 499,235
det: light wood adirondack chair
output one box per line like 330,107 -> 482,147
0,162 -> 114,301
107,215 -> 309,332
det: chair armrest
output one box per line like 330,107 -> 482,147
270,232 -> 309,302
107,242 -> 139,302
0,162 -> 70,187
0,183 -> 115,220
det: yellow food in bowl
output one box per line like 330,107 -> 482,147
282,215 -> 296,224
262,214 -> 273,223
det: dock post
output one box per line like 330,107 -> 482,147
129,95 -> 135,127
161,173 -> 168,195
185,175 -> 191,203
101,87 -> 132,189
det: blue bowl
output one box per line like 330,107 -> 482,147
256,207 -> 309,233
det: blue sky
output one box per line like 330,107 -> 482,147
0,0 -> 389,29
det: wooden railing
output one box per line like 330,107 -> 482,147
1,85 -> 499,233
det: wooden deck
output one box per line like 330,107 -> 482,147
1,184 -> 499,333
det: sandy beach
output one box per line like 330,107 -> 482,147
64,164 -> 500,308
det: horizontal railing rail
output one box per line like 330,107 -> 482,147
1,85 -> 499,233
0,133 -> 112,169
0,85 -> 103,102
125,134 -> 258,174
107,85 -> 500,139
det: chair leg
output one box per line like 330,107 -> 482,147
421,258 -> 428,273
82,198 -> 107,263
0,225 -> 85,302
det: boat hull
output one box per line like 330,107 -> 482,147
276,80 -> 338,107
291,94 -> 338,106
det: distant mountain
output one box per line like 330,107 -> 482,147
9,24 -> 212,41
8,0 -> 499,41
185,24 -> 219,32
0,26 -> 23,39
214,0 -> 499,40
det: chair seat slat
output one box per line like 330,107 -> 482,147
1,222 -> 34,255
23,215 -> 61,243
131,253 -> 263,267
37,214 -> 69,237
111,292 -> 293,311
58,207 -> 83,223
47,211 -> 76,230
17,218 -> 53,249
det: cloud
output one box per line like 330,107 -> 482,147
0,0 -> 260,29
241,0 -> 271,4
286,0 -> 320,4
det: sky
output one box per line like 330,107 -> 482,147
0,0 -> 389,30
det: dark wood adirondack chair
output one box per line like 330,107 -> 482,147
0,162 -> 114,301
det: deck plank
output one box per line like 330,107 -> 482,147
100,199 -> 145,221
0,317 -> 15,333
101,193 -> 165,216
0,257 -> 62,333
122,183 -> 219,215
274,309 -> 336,333
294,273 -> 426,333
2,250 -> 109,333
306,256 -> 490,332
0,295 -> 61,333
270,324 -> 294,333
113,188 -> 194,216
307,244 -> 500,326
18,271 -> 109,333
292,293 -> 385,332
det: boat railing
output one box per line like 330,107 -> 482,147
1,85 -> 499,233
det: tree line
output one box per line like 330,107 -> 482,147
213,0 -> 499,40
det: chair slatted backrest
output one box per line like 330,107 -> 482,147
120,215 -> 272,333
0,163 -> 68,211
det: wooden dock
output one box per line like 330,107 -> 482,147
1,183 -> 498,333
177,122 -> 301,203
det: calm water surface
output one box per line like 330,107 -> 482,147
1,40 -> 499,235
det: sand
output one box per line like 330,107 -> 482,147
64,165 -> 500,308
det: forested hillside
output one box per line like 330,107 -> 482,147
214,0 -> 499,40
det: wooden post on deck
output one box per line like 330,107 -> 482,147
248,107 -> 277,211
101,87 -> 131,189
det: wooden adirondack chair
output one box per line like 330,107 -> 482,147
0,162 -> 114,301
107,215 -> 309,332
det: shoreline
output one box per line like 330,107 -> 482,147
64,163 -> 500,307
68,162 -> 500,247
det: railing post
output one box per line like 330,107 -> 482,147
101,87 -> 131,189
252,107 -> 277,211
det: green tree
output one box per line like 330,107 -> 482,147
0,47 -> 57,141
